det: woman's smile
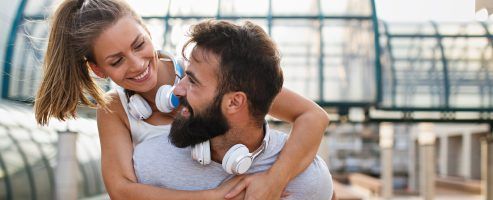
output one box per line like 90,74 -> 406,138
130,61 -> 151,82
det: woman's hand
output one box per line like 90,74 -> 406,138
212,175 -> 247,200
225,171 -> 290,200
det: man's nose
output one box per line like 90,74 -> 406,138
173,79 -> 187,97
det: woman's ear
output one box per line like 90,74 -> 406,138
223,92 -> 247,114
87,61 -> 107,78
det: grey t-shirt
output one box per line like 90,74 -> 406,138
133,128 -> 333,200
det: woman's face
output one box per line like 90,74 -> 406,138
91,15 -> 158,93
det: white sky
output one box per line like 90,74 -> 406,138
125,0 -> 490,22
375,0 -> 487,22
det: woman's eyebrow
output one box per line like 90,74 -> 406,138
104,34 -> 143,61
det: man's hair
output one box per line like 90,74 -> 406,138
183,20 -> 283,126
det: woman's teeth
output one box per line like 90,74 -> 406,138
133,66 -> 149,81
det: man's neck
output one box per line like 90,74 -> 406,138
210,123 -> 264,163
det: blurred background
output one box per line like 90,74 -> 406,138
1,0 -> 493,199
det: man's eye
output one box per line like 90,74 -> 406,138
188,78 -> 196,85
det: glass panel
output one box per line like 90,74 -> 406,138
387,23 -> 435,35
442,38 -> 488,62
11,128 -> 52,200
165,18 -> 267,63
272,19 -> 320,100
381,30 -> 448,108
24,0 -> 52,16
0,159 -> 7,199
437,23 -> 486,35
0,0 -> 20,70
9,20 -> 48,100
165,19 -> 200,54
142,19 -> 166,50
322,20 -> 375,102
0,126 -> 11,199
0,105 -> 19,126
0,129 -> 32,199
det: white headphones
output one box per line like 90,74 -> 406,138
127,51 -> 185,120
191,123 -> 270,175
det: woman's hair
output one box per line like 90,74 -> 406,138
34,0 -> 144,125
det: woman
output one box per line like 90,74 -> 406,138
34,0 -> 329,199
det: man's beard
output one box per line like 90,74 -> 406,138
169,95 -> 230,148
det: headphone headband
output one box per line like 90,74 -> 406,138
157,50 -> 185,82
250,122 -> 270,159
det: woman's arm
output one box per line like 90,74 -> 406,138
226,87 -> 329,199
268,88 -> 329,182
98,91 -> 230,200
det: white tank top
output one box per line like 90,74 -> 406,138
116,87 -> 171,146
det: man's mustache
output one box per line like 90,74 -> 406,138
178,97 -> 194,117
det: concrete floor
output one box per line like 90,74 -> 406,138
345,185 -> 483,200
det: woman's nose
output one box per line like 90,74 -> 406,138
128,55 -> 146,71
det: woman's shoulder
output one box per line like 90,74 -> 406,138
100,89 -> 122,111
97,89 -> 127,122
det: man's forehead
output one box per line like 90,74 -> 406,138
190,46 -> 219,66
188,47 -> 220,79
189,47 -> 219,73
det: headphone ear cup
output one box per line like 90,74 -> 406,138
128,94 -> 152,120
156,85 -> 180,113
222,144 -> 251,174
191,140 -> 211,165
202,140 -> 211,165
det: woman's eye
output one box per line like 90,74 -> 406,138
111,58 -> 123,66
135,41 -> 145,49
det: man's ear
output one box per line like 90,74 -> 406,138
87,61 -> 107,78
223,92 -> 247,114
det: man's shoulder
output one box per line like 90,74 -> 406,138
284,156 -> 333,200
266,128 -> 289,148
261,128 -> 334,200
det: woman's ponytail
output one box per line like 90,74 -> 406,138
34,0 -> 138,125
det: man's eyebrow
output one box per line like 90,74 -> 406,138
104,34 -> 142,61
185,70 -> 202,85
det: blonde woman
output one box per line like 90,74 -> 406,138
34,0 -> 330,199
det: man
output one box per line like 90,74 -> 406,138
133,20 -> 333,200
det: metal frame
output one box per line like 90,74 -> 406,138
4,127 -> 37,200
2,0 -> 28,99
3,0 -> 493,123
0,128 -> 13,200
